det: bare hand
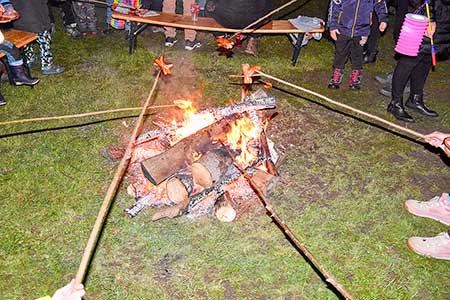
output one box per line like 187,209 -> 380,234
379,22 -> 387,32
52,279 -> 85,300
424,131 -> 450,147
330,29 -> 340,41
425,21 -> 436,38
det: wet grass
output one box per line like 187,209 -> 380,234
1,2 -> 450,300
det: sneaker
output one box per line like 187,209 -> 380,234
407,232 -> 450,260
165,37 -> 177,47
65,24 -> 82,39
349,69 -> 362,90
184,39 -> 201,51
375,72 -> 393,85
328,68 -> 343,89
0,93 -> 6,106
41,65 -> 65,76
405,193 -> 450,226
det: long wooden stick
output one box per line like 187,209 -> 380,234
222,145 -> 355,300
0,104 -> 176,127
253,71 -> 426,141
230,0 -> 298,39
75,71 -> 161,285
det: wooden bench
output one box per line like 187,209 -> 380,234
112,11 -> 324,66
0,29 -> 38,85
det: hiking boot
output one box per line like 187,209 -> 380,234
10,65 -> 40,86
387,99 -> 414,122
184,39 -> 201,51
375,72 -> 393,85
65,24 -> 82,39
405,193 -> 450,225
328,68 -> 343,89
165,37 -> 177,47
405,94 -> 438,117
0,93 -> 5,106
41,64 -> 65,76
407,232 -> 450,261
363,51 -> 378,64
244,37 -> 259,56
349,69 -> 362,90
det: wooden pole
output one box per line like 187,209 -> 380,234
223,146 -> 355,300
75,71 -> 161,285
230,0 -> 298,39
0,104 -> 176,127
254,71 -> 426,141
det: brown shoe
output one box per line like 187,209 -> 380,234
244,37 -> 259,56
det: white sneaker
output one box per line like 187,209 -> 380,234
407,232 -> 450,260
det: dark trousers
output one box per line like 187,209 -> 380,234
393,0 -> 409,42
392,53 -> 431,100
365,13 -> 380,54
333,34 -> 364,71
48,0 -> 77,26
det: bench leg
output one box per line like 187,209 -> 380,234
290,33 -> 305,67
128,21 -> 138,55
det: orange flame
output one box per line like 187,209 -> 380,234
173,99 -> 215,139
226,116 -> 259,166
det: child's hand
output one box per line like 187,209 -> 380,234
52,279 -> 85,300
425,21 -> 436,38
330,29 -> 340,41
379,22 -> 387,32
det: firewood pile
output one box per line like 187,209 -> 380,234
125,89 -> 279,222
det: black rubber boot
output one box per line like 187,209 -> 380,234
387,98 -> 414,122
10,65 -> 40,86
405,94 -> 439,117
0,92 -> 5,106
363,51 -> 378,64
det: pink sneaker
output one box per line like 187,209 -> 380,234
404,193 -> 450,226
407,232 -> 450,260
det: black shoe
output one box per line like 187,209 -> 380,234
405,94 -> 438,117
0,93 -> 5,106
363,51 -> 378,64
10,65 -> 40,86
387,101 -> 414,122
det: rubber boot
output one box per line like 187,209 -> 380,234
363,51 -> 378,64
10,65 -> 40,86
387,97 -> 414,122
405,94 -> 438,117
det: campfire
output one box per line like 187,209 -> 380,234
124,89 -> 279,222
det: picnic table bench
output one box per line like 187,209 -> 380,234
0,29 -> 37,85
111,11 -> 325,66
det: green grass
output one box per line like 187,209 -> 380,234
1,3 -> 450,300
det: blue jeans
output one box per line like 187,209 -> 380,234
0,40 -> 23,66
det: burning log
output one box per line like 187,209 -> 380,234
166,173 -> 194,204
136,96 -> 276,145
140,118 -> 231,185
191,148 -> 232,188
215,191 -> 237,222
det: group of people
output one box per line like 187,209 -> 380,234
327,0 -> 450,123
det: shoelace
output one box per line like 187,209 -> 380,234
350,70 -> 360,83
333,69 -> 341,82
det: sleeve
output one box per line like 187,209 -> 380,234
374,0 -> 389,23
327,0 -> 341,30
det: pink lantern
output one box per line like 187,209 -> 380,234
395,13 -> 429,56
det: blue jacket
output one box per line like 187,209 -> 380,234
328,0 -> 389,37
0,0 -> 12,8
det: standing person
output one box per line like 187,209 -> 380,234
163,0 -> 201,51
327,0 -> 388,90
47,0 -> 82,38
205,0 -> 274,56
404,131 -> 450,260
72,1 -> 98,35
386,0 -> 450,122
11,0 -> 65,75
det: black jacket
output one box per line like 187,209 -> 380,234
11,0 -> 51,33
420,0 -> 450,55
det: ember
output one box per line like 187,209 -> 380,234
125,89 -> 278,222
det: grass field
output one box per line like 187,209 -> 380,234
1,2 -> 449,299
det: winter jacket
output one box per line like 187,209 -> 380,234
11,0 -> 51,33
0,0 -> 13,8
419,0 -> 450,55
328,0 -> 389,37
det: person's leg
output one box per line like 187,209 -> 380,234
405,54 -> 438,117
364,13 -> 380,63
163,0 -> 177,45
85,4 -> 98,33
387,55 -> 416,122
37,31 -> 65,75
0,41 -> 40,86
328,34 -> 351,89
60,0 -> 77,26
183,0 -> 197,42
72,2 -> 88,33
0,41 -> 22,66
349,36 -> 364,89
